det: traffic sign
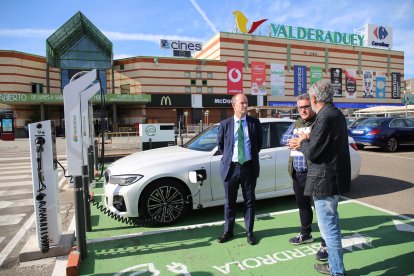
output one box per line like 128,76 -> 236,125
401,94 -> 414,105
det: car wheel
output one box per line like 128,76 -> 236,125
385,137 -> 398,152
139,180 -> 190,225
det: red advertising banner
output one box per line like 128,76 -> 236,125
251,61 -> 267,95
227,61 -> 243,94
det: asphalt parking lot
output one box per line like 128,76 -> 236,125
0,140 -> 413,275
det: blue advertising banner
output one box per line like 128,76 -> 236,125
294,65 -> 307,96
376,73 -> 386,99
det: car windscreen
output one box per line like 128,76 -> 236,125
352,118 -> 385,127
184,125 -> 219,152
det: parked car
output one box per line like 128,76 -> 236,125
348,117 -> 414,152
104,118 -> 361,225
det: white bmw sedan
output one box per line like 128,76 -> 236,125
104,118 -> 361,225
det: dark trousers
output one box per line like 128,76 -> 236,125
293,170 -> 326,246
223,161 -> 256,234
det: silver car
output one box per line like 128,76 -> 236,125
104,118 -> 361,225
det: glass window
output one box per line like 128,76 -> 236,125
31,83 -> 43,93
207,72 -> 213,78
184,125 -> 219,152
404,119 -> 414,127
261,123 -> 271,149
196,72 -> 202,78
191,79 -> 196,85
390,119 -> 406,127
185,72 -> 190,78
207,87 -> 213,93
185,86 -> 191,93
120,84 -> 130,94
274,122 -> 293,147
196,87 -> 202,93
202,80 -> 207,86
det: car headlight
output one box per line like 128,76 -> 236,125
109,175 -> 143,186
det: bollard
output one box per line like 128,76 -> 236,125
82,165 -> 92,232
74,175 -> 87,259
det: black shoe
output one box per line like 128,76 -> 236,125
247,232 -> 256,245
314,263 -> 330,275
289,234 -> 314,245
315,246 -> 328,262
217,232 -> 233,243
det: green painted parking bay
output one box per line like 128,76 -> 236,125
82,198 -> 414,275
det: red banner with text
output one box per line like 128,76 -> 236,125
227,61 -> 243,94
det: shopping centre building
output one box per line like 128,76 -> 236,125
0,12 -> 405,138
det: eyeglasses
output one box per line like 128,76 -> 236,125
298,105 -> 311,110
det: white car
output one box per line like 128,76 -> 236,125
104,118 -> 361,225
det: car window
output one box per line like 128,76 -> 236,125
184,125 -> 219,152
390,119 -> 406,127
405,119 -> 414,127
353,118 -> 384,127
274,122 -> 292,147
261,123 -> 271,149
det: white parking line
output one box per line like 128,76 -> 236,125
0,214 -> 25,226
0,175 -> 32,181
0,189 -> 33,196
360,151 -> 414,160
0,199 -> 34,209
0,213 -> 34,266
1,180 -> 33,187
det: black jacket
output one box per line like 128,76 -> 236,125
300,103 -> 351,196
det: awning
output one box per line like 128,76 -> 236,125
0,93 -> 151,105
353,105 -> 414,116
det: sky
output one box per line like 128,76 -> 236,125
1,0 -> 414,79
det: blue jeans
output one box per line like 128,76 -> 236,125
313,195 -> 345,276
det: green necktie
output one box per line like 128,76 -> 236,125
238,120 -> 246,164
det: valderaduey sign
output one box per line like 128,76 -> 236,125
270,24 -> 364,46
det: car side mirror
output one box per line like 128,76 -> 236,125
189,169 -> 207,183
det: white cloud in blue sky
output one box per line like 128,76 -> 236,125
0,0 -> 413,79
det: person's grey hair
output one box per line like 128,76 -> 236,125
296,93 -> 310,101
309,79 -> 333,103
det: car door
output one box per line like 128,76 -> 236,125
209,122 -> 277,201
273,122 -> 294,191
403,119 -> 414,144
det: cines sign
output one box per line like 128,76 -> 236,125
160,39 -> 202,51
269,24 -> 364,46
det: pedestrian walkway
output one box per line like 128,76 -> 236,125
0,138 -> 67,270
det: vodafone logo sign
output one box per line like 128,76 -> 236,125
228,68 -> 242,83
227,61 -> 243,94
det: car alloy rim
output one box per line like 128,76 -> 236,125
388,138 -> 397,151
147,185 -> 185,223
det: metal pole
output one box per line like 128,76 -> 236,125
74,175 -> 87,259
83,164 -> 92,232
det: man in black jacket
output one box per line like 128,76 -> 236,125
290,80 -> 350,276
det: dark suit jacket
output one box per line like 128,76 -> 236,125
217,116 -> 262,182
300,103 -> 351,196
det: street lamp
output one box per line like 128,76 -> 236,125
183,111 -> 188,137
204,110 -> 209,126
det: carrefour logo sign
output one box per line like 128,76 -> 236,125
373,26 -> 388,40
160,39 -> 202,51
365,24 -> 393,49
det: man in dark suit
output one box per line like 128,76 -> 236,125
216,93 -> 262,245
291,80 -> 351,275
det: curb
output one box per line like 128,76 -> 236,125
66,246 -> 80,276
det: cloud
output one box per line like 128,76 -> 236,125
0,28 -> 54,38
104,31 -> 204,44
189,0 -> 218,34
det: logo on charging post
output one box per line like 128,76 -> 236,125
72,114 -> 78,142
145,125 -> 156,136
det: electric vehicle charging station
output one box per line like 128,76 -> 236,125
28,120 -> 62,252
140,123 -> 175,150
63,69 -> 101,259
